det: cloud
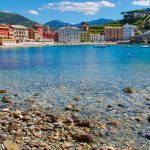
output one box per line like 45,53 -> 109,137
27,10 -> 39,15
2,10 -> 10,13
42,0 -> 115,15
132,0 -> 150,6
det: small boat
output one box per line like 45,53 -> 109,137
93,45 -> 106,48
126,45 -> 133,48
141,45 -> 149,48
97,45 -> 107,48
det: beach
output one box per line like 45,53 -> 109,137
0,41 -> 117,49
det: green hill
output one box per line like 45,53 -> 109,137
0,12 -> 37,27
90,8 -> 150,34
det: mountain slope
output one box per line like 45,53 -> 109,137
45,18 -> 113,28
45,20 -> 73,28
0,12 -> 37,27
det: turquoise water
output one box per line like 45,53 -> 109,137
0,45 -> 150,148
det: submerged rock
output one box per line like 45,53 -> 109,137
135,116 -> 142,122
99,146 -> 115,150
74,96 -> 81,101
147,116 -> 150,123
65,104 -> 74,111
106,120 -> 118,126
0,90 -> 7,94
2,96 -> 12,103
118,103 -> 125,108
73,133 -> 94,143
146,98 -> 150,101
123,87 -> 133,94
146,132 -> 150,140
76,119 -> 91,127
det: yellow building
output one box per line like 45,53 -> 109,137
80,31 -> 90,42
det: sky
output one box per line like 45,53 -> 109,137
0,0 -> 149,24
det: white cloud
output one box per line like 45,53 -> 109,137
38,8 -> 45,11
2,10 -> 10,13
27,10 -> 39,15
132,0 -> 150,6
42,0 -> 115,15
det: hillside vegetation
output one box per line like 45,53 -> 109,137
90,8 -> 150,34
0,12 -> 37,27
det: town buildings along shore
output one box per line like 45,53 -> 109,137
0,21 -> 149,46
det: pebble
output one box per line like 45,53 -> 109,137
106,120 -> 118,126
73,133 -> 94,143
147,116 -> 150,123
74,96 -> 81,101
2,108 -> 10,112
0,90 -> 7,94
99,146 -> 115,150
2,96 -> 12,103
123,87 -> 133,94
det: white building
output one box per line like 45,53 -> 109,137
90,34 -> 100,42
90,33 -> 105,42
123,24 -> 137,40
11,25 -> 29,42
57,27 -> 80,43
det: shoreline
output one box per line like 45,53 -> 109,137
0,42 -> 117,49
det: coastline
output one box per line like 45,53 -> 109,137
0,42 -> 117,49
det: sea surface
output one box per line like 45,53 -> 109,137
0,45 -> 150,148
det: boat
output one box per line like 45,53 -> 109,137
141,45 -> 149,48
126,45 -> 133,48
93,44 -> 107,48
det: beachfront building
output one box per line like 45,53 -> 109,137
0,24 -> 16,46
80,22 -> 89,31
0,38 -> 16,46
43,26 -> 55,42
32,24 -> 43,39
57,27 -> 80,43
54,32 -> 59,42
0,24 -> 9,38
100,35 -> 105,42
28,28 -> 39,40
10,25 -> 29,42
123,23 -> 137,40
104,26 -> 123,41
90,33 -> 101,42
80,31 -> 90,42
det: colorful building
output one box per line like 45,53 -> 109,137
80,22 -> 89,31
80,31 -> 90,42
28,28 -> 39,40
0,38 -> 16,46
43,26 -> 55,42
57,27 -> 80,43
10,25 -> 29,42
123,23 -> 137,40
104,26 -> 124,41
32,24 -> 43,39
0,24 -> 9,38
54,32 -> 59,42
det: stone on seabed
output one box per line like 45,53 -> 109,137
73,133 -> 94,143
123,87 -> 133,94
99,146 -> 115,150
2,96 -> 12,103
0,90 -> 7,94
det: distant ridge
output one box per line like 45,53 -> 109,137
45,18 -> 114,28
0,12 -> 38,27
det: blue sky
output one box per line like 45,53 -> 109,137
0,0 -> 149,24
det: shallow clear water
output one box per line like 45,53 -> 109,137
0,45 -> 150,148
